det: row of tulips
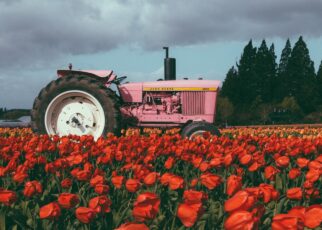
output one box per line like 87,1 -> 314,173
0,127 -> 321,229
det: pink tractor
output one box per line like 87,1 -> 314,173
31,48 -> 221,139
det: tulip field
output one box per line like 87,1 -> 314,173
0,127 -> 321,230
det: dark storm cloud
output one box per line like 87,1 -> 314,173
1,0 -> 322,108
1,0 -> 322,69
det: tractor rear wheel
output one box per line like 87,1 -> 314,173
181,121 -> 220,139
31,75 -> 121,139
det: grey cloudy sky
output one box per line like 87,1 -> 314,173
1,0 -> 322,108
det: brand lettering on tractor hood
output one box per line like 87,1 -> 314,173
143,87 -> 217,91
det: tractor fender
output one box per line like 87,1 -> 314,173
57,69 -> 114,80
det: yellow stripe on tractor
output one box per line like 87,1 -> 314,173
143,87 -> 217,91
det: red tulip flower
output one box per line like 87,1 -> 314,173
226,175 -> 242,196
287,188 -> 303,200
39,202 -> 61,220
0,189 -> 17,206
275,156 -> 290,168
58,193 -> 80,209
94,184 -> 110,195
125,179 -> 141,193
132,192 -> 160,222
200,172 -> 222,190
143,172 -> 159,186
271,214 -> 303,230
90,175 -> 106,187
224,190 -> 256,213
75,207 -> 96,224
304,205 -> 322,229
288,168 -> 301,180
23,180 -> 42,198
89,196 -> 112,214
115,222 -> 149,230
224,211 -> 254,230
111,175 -> 124,189
61,178 -> 73,189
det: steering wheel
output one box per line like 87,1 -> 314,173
113,76 -> 127,85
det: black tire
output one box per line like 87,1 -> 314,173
31,75 -> 122,137
181,121 -> 220,139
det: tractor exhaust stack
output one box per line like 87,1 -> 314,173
163,47 -> 176,81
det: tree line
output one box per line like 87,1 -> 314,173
217,36 -> 322,125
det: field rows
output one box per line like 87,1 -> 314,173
0,127 -> 321,229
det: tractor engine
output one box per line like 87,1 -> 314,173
143,92 -> 180,114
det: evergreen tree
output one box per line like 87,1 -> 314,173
276,39 -> 292,101
254,40 -> 277,103
278,39 -> 292,75
236,40 -> 257,106
269,43 -> 278,101
220,66 -> 239,104
317,61 -> 322,105
285,36 -> 318,113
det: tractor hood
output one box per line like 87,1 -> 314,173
119,80 -> 221,103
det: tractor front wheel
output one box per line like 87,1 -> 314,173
31,75 -> 121,140
181,121 -> 220,139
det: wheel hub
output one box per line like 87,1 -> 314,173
45,90 -> 105,140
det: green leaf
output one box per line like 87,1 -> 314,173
0,212 -> 5,230
275,174 -> 283,191
196,220 -> 206,230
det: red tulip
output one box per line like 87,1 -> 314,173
94,184 -> 109,195
287,188 -> 303,200
288,206 -> 306,223
288,168 -> 301,180
160,173 -> 174,186
239,154 -> 252,165
210,158 -> 222,168
264,166 -> 279,180
58,193 -> 79,209
224,190 -> 255,213
125,179 -> 141,192
132,192 -> 160,222
304,205 -> 322,229
224,211 -> 254,230
75,170 -> 91,181
169,175 -> 184,190
189,178 -> 198,188
39,202 -> 61,220
275,156 -> 290,168
111,175 -> 124,189
115,223 -> 149,230
226,175 -> 242,196
0,189 -> 17,206
177,202 -> 204,227
75,207 -> 96,224
271,214 -> 303,230
90,175 -> 105,187
61,178 -> 73,189
164,157 -> 175,169
198,162 -> 208,172
12,171 -> 28,183
259,184 -> 279,203
305,169 -> 320,183
143,172 -> 159,186
297,158 -> 309,168
23,180 -> 42,198
200,172 -> 222,190
183,190 -> 208,204
89,196 -> 112,213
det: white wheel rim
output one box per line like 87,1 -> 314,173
189,130 -> 206,140
45,90 -> 105,140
